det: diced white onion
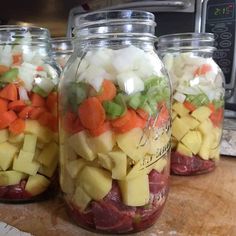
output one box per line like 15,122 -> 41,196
173,92 -> 186,103
18,86 -> 30,101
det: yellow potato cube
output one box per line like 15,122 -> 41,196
73,185 -> 92,211
66,159 -> 87,178
38,157 -> 58,178
172,117 -> 191,141
198,118 -> 213,135
181,131 -> 202,155
181,116 -> 200,130
60,164 -> 75,194
0,170 -> 27,186
176,142 -> 193,157
37,142 -> 59,167
154,157 -> 168,173
0,142 -> 18,170
22,134 -> 37,153
191,106 -> 211,122
97,153 -> 113,171
0,129 -> 9,143
25,174 -> 50,196
8,133 -> 24,144
68,131 -> 96,161
198,133 -> 215,160
119,174 -> 149,206
108,150 -> 127,180
172,102 -> 189,117
77,166 -> 112,200
116,128 -> 149,162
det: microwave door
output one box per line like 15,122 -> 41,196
67,0 -> 195,37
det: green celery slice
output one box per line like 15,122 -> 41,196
32,85 -> 48,97
0,68 -> 18,83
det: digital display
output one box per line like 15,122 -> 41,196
207,3 -> 235,20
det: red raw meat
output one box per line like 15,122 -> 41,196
171,151 -> 216,175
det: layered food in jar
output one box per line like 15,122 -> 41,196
59,45 -> 171,233
0,28 -> 59,201
163,52 -> 224,175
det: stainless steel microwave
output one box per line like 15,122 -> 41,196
67,0 -> 236,113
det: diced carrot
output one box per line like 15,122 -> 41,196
155,103 -> 170,127
8,100 -> 26,112
0,110 -> 17,129
38,112 -> 54,127
63,111 -> 83,134
36,66 -> 44,71
0,84 -> 18,101
194,64 -> 212,76
18,106 -> 34,119
208,103 -> 215,113
29,107 -> 47,120
12,54 -> 23,65
0,98 -> 8,112
96,80 -> 117,102
48,115 -> 58,132
78,97 -> 105,130
183,101 -> 196,112
0,65 -> 10,75
46,92 -> 57,116
89,121 -> 111,137
30,93 -> 46,107
135,114 -> 146,129
111,109 -> 132,128
210,108 -> 223,127
9,118 -> 25,134
113,109 -> 137,133
136,108 -> 149,120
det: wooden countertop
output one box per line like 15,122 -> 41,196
0,156 -> 236,236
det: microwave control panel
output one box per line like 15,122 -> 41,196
203,0 -> 236,89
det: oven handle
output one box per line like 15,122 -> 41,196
102,1 -> 190,10
225,102 -> 236,112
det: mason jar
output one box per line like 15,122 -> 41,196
59,10 -> 171,233
0,26 -> 60,202
51,37 -> 73,69
158,33 -> 225,175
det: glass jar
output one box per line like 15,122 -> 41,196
0,26 -> 60,202
158,33 -> 225,175
51,37 -> 73,69
59,10 -> 171,234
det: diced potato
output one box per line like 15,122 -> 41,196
25,174 -> 50,196
198,118 -> 213,135
66,159 -> 87,178
73,185 -> 91,211
180,116 -> 200,130
172,117 -> 191,141
212,127 -> 222,149
198,133 -> 215,160
171,136 -> 178,149
154,157 -> 168,173
97,153 -> 113,171
68,131 -> 96,161
37,142 -> 59,167
25,120 -> 53,143
181,131 -> 202,155
118,174 -> 149,206
60,165 -> 75,194
0,129 -> 9,143
176,142 -> 193,157
38,158 -> 58,178
13,151 -> 40,176
0,142 -> 19,170
210,146 -> 220,160
116,128 -> 149,162
8,133 -> 25,144
191,106 -> 211,122
172,102 -> 189,117
22,134 -> 37,153
0,170 -> 27,186
89,130 -> 115,154
108,150 -> 127,180
77,166 -> 112,200
148,130 -> 170,154
171,110 -> 178,120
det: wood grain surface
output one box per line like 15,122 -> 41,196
0,156 -> 235,236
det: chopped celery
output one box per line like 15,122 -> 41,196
32,85 -> 48,97
103,101 -> 123,119
129,93 -> 141,109
0,68 -> 18,83
186,93 -> 209,107
213,99 -> 224,109
114,93 -> 127,116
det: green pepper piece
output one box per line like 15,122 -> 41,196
32,85 -> 48,97
103,101 -> 123,119
0,68 -> 18,83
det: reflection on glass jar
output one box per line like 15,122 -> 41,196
51,37 -> 73,69
0,26 -> 60,202
158,33 -> 225,175
59,10 -> 171,234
